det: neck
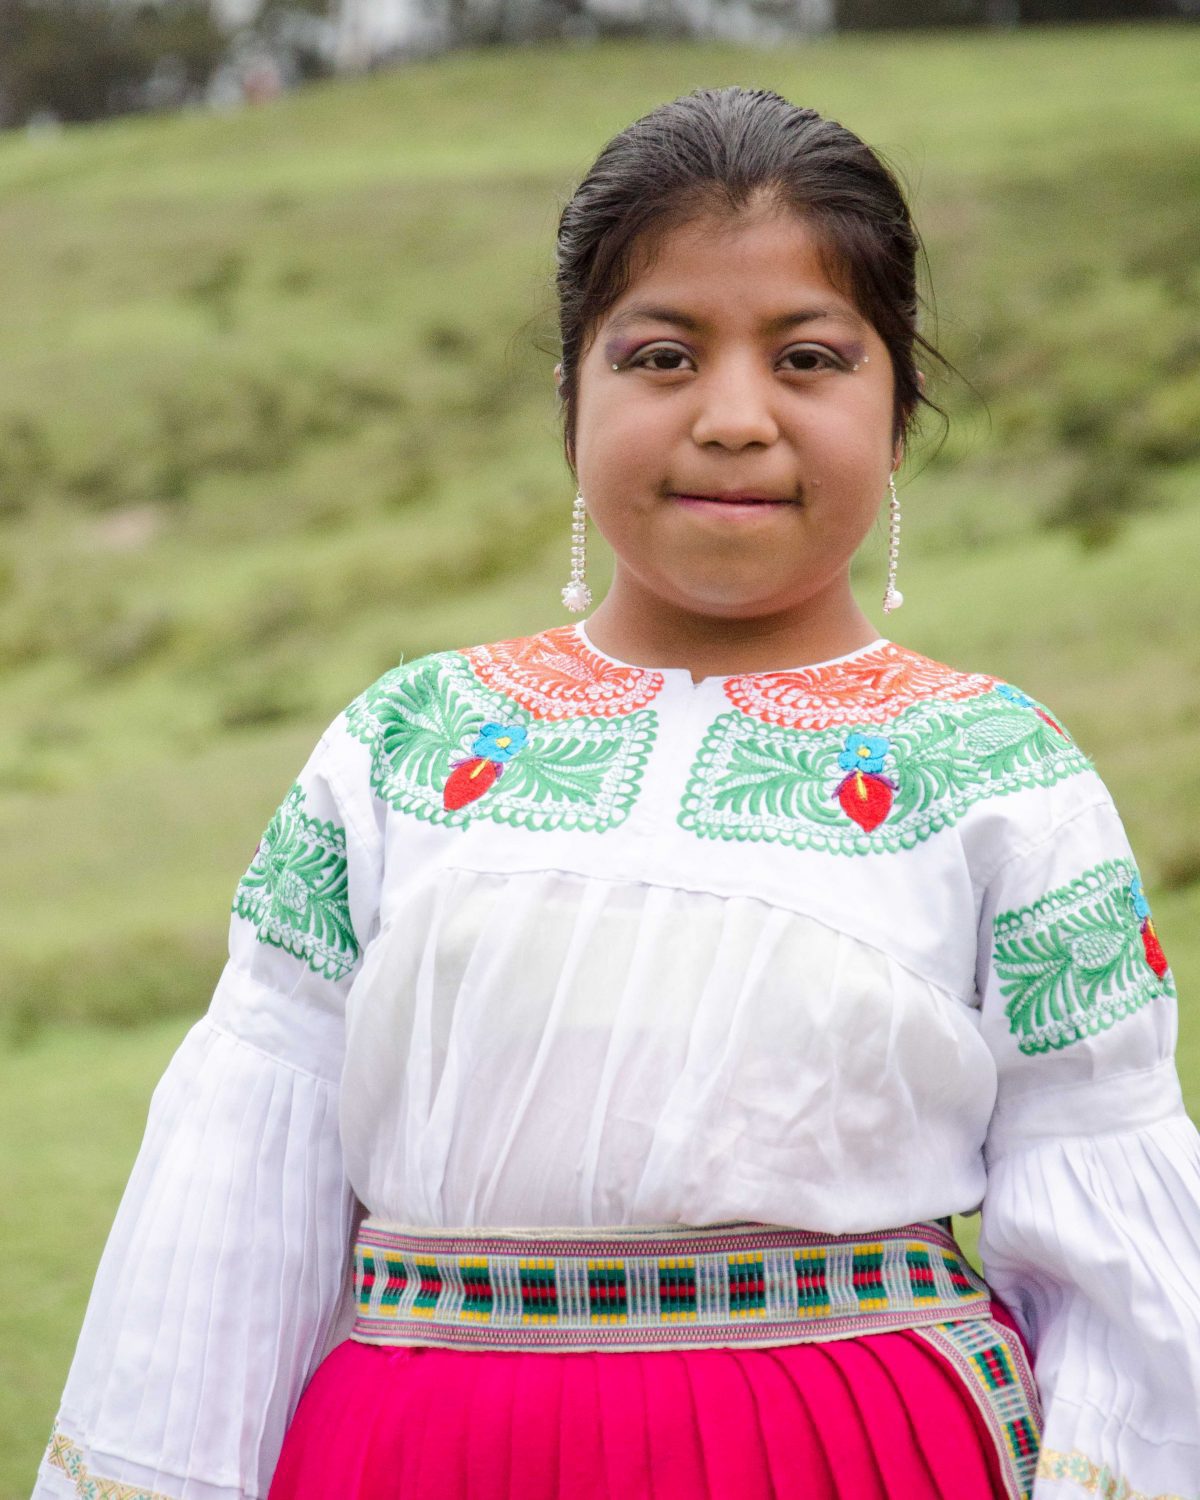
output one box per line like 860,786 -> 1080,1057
582,576 -> 882,680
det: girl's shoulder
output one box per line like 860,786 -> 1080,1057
869,646 -> 1114,889
338,623 -> 667,730
721,638 -> 1101,855
715,636 -> 1078,744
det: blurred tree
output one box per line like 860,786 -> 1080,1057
837,0 -> 987,24
253,0 -> 337,79
0,0 -> 226,126
837,0 -> 1189,23
1019,0 -> 1190,15
0,0 -> 342,128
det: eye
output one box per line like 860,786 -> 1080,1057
627,344 -> 694,372
779,345 -> 847,373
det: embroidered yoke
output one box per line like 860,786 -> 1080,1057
35,623 -> 1200,1500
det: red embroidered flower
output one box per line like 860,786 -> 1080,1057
443,722 -> 528,811
834,732 -> 897,832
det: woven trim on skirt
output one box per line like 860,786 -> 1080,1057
911,1315 -> 1043,1500
350,1217 -> 989,1352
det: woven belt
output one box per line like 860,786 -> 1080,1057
349,1217 -> 991,1352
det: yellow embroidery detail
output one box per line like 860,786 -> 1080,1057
1036,1446 -> 1188,1500
45,1422 -> 174,1500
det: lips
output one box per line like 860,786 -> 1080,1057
670,492 -> 797,521
673,493 -> 794,505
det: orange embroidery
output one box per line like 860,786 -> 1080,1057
724,643 -> 996,729
462,626 -> 665,721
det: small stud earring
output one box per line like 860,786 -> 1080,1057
611,362 -> 620,371
883,474 -> 904,614
561,491 -> 592,613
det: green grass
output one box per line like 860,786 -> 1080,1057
3,22 -> 1200,1493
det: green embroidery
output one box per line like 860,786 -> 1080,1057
233,782 -> 359,980
993,858 -> 1175,1055
345,654 -> 655,832
678,690 -> 1091,855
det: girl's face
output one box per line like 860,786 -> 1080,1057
563,204 -> 900,626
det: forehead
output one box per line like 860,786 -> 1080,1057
607,206 -> 865,332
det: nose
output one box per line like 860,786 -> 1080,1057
689,355 -> 781,450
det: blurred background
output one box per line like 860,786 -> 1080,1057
1,2 -> 1198,1491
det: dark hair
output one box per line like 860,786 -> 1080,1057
554,86 -> 948,473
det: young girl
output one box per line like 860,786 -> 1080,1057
35,87 -> 1200,1500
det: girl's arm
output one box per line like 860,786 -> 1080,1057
33,704 -> 385,1500
975,760 -> 1200,1499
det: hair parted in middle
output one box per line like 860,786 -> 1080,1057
554,86 -> 949,475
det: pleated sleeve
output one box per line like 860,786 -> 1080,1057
33,708 -> 384,1500
975,782 -> 1200,1500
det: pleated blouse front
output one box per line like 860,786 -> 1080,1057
34,622 -> 1200,1500
342,865 -> 996,1230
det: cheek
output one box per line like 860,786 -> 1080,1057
808,397 -> 895,481
576,393 -> 665,483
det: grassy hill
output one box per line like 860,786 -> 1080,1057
2,23 -> 1199,1494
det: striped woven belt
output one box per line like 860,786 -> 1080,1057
349,1217 -> 991,1352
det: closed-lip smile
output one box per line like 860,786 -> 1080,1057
672,492 -> 794,504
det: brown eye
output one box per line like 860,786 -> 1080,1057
781,346 -> 843,373
630,346 -> 693,372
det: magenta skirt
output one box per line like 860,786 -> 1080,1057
269,1297 -> 1031,1499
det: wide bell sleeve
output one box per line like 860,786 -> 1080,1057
975,785 -> 1200,1500
33,709 -> 384,1500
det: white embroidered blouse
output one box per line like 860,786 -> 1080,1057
35,622 -> 1200,1500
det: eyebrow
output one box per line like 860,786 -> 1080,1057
605,302 -> 864,334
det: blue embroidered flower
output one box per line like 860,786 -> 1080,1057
471,722 -> 528,763
995,684 -> 1035,709
838,732 -> 890,775
1129,874 -> 1151,922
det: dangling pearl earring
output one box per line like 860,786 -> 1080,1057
561,491 -> 592,613
883,474 -> 904,614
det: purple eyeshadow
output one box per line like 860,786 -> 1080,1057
837,340 -> 869,367
602,336 -> 644,367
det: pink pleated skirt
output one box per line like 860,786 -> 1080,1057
269,1296 -> 1032,1499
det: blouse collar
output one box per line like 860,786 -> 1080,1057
573,618 -> 891,684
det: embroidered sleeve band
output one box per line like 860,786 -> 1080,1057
992,857 -> 1174,1055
